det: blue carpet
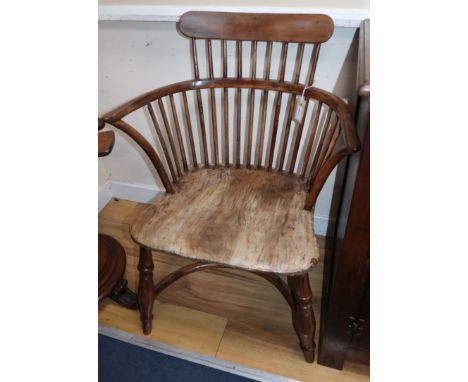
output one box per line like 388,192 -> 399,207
99,334 -> 255,382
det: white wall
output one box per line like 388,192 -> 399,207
98,20 -> 358,226
100,0 -> 369,7
98,1 -> 369,27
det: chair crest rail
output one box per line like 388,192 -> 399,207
177,12 -> 334,43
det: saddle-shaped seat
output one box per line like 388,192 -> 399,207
131,168 -> 320,274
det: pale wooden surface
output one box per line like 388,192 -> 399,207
98,199 -> 369,381
99,300 -> 227,356
217,321 -> 368,382
131,168 -> 320,274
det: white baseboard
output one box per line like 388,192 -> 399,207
98,180 -> 163,212
109,181 -> 164,204
314,215 -> 331,237
99,180 -> 330,235
98,182 -> 114,212
99,5 -> 368,28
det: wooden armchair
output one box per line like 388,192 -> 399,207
99,11 -> 359,363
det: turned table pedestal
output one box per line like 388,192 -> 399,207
98,233 -> 138,309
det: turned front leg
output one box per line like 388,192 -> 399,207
288,273 -> 317,363
138,246 -> 154,335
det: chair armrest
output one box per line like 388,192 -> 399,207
99,130 -> 115,157
98,117 -> 106,131
334,96 -> 361,153
303,90 -> 360,210
304,86 -> 360,154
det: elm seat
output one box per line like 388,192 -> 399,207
131,168 -> 320,274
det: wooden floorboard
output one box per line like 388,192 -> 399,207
217,321 -> 367,382
99,300 -> 227,356
98,199 -> 369,381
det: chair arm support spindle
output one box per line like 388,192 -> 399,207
304,89 -> 360,153
110,120 -> 175,194
305,148 -> 350,210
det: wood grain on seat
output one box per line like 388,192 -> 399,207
131,168 -> 320,275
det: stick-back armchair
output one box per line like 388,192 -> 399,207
99,11 -> 359,363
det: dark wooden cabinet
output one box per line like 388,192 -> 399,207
318,19 -> 370,370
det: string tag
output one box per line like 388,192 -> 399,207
293,85 -> 313,124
